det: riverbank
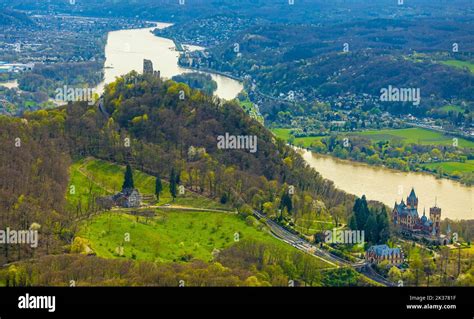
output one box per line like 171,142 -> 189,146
298,149 -> 473,220
308,146 -> 473,186
94,22 -> 243,100
273,127 -> 474,186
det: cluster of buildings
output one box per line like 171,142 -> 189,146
0,61 -> 34,73
1,14 -> 150,67
157,16 -> 254,48
365,188 -> 451,266
392,188 -> 451,245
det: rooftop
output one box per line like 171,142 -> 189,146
367,244 -> 401,257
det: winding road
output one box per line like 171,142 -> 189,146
253,210 -> 395,286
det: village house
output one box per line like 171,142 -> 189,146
111,188 -> 141,208
365,244 -> 404,265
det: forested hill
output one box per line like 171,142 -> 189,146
0,9 -> 34,26
71,71 -> 355,210
0,72 -> 357,266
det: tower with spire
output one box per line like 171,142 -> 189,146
406,188 -> 418,210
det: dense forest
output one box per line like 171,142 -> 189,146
18,62 -> 103,97
58,72 -> 358,227
171,73 -> 217,96
0,116 -> 70,263
1,239 -> 368,287
0,8 -> 34,27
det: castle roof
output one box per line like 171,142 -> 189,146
421,208 -> 427,223
367,245 -> 401,257
395,202 -> 419,218
420,215 -> 427,223
408,188 -> 417,201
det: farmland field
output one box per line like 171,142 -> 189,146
273,127 -> 474,148
352,128 -> 474,148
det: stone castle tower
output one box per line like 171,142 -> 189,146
143,59 -> 160,78
430,205 -> 441,237
143,59 -> 153,74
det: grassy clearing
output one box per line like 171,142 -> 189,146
272,128 -> 293,140
353,128 -> 474,148
422,160 -> 474,174
77,210 -> 332,267
272,128 -> 323,147
67,162 -> 109,210
442,60 -> 474,73
440,105 -> 464,113
67,158 -> 229,210
239,99 -> 264,124
273,127 -> 474,148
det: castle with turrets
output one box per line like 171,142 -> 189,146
392,188 -> 451,245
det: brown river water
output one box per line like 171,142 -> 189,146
300,149 -> 473,221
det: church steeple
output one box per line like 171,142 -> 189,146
407,187 -> 418,210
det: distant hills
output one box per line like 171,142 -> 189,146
0,8 -> 34,26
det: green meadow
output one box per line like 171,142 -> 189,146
353,128 -> 474,148
440,105 -> 464,113
272,128 -> 323,147
69,157 -> 332,268
77,210 -> 332,267
273,127 -> 474,148
442,60 -> 474,73
422,160 -> 474,174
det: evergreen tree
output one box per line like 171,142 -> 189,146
122,164 -> 134,190
280,192 -> 293,214
175,170 -> 181,185
169,168 -> 177,201
376,206 -> 390,244
220,192 -> 228,204
365,213 -> 378,244
353,195 -> 369,231
155,175 -> 163,201
349,214 -> 358,230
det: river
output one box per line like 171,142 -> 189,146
300,149 -> 473,221
94,22 -> 243,100
95,23 -> 473,221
